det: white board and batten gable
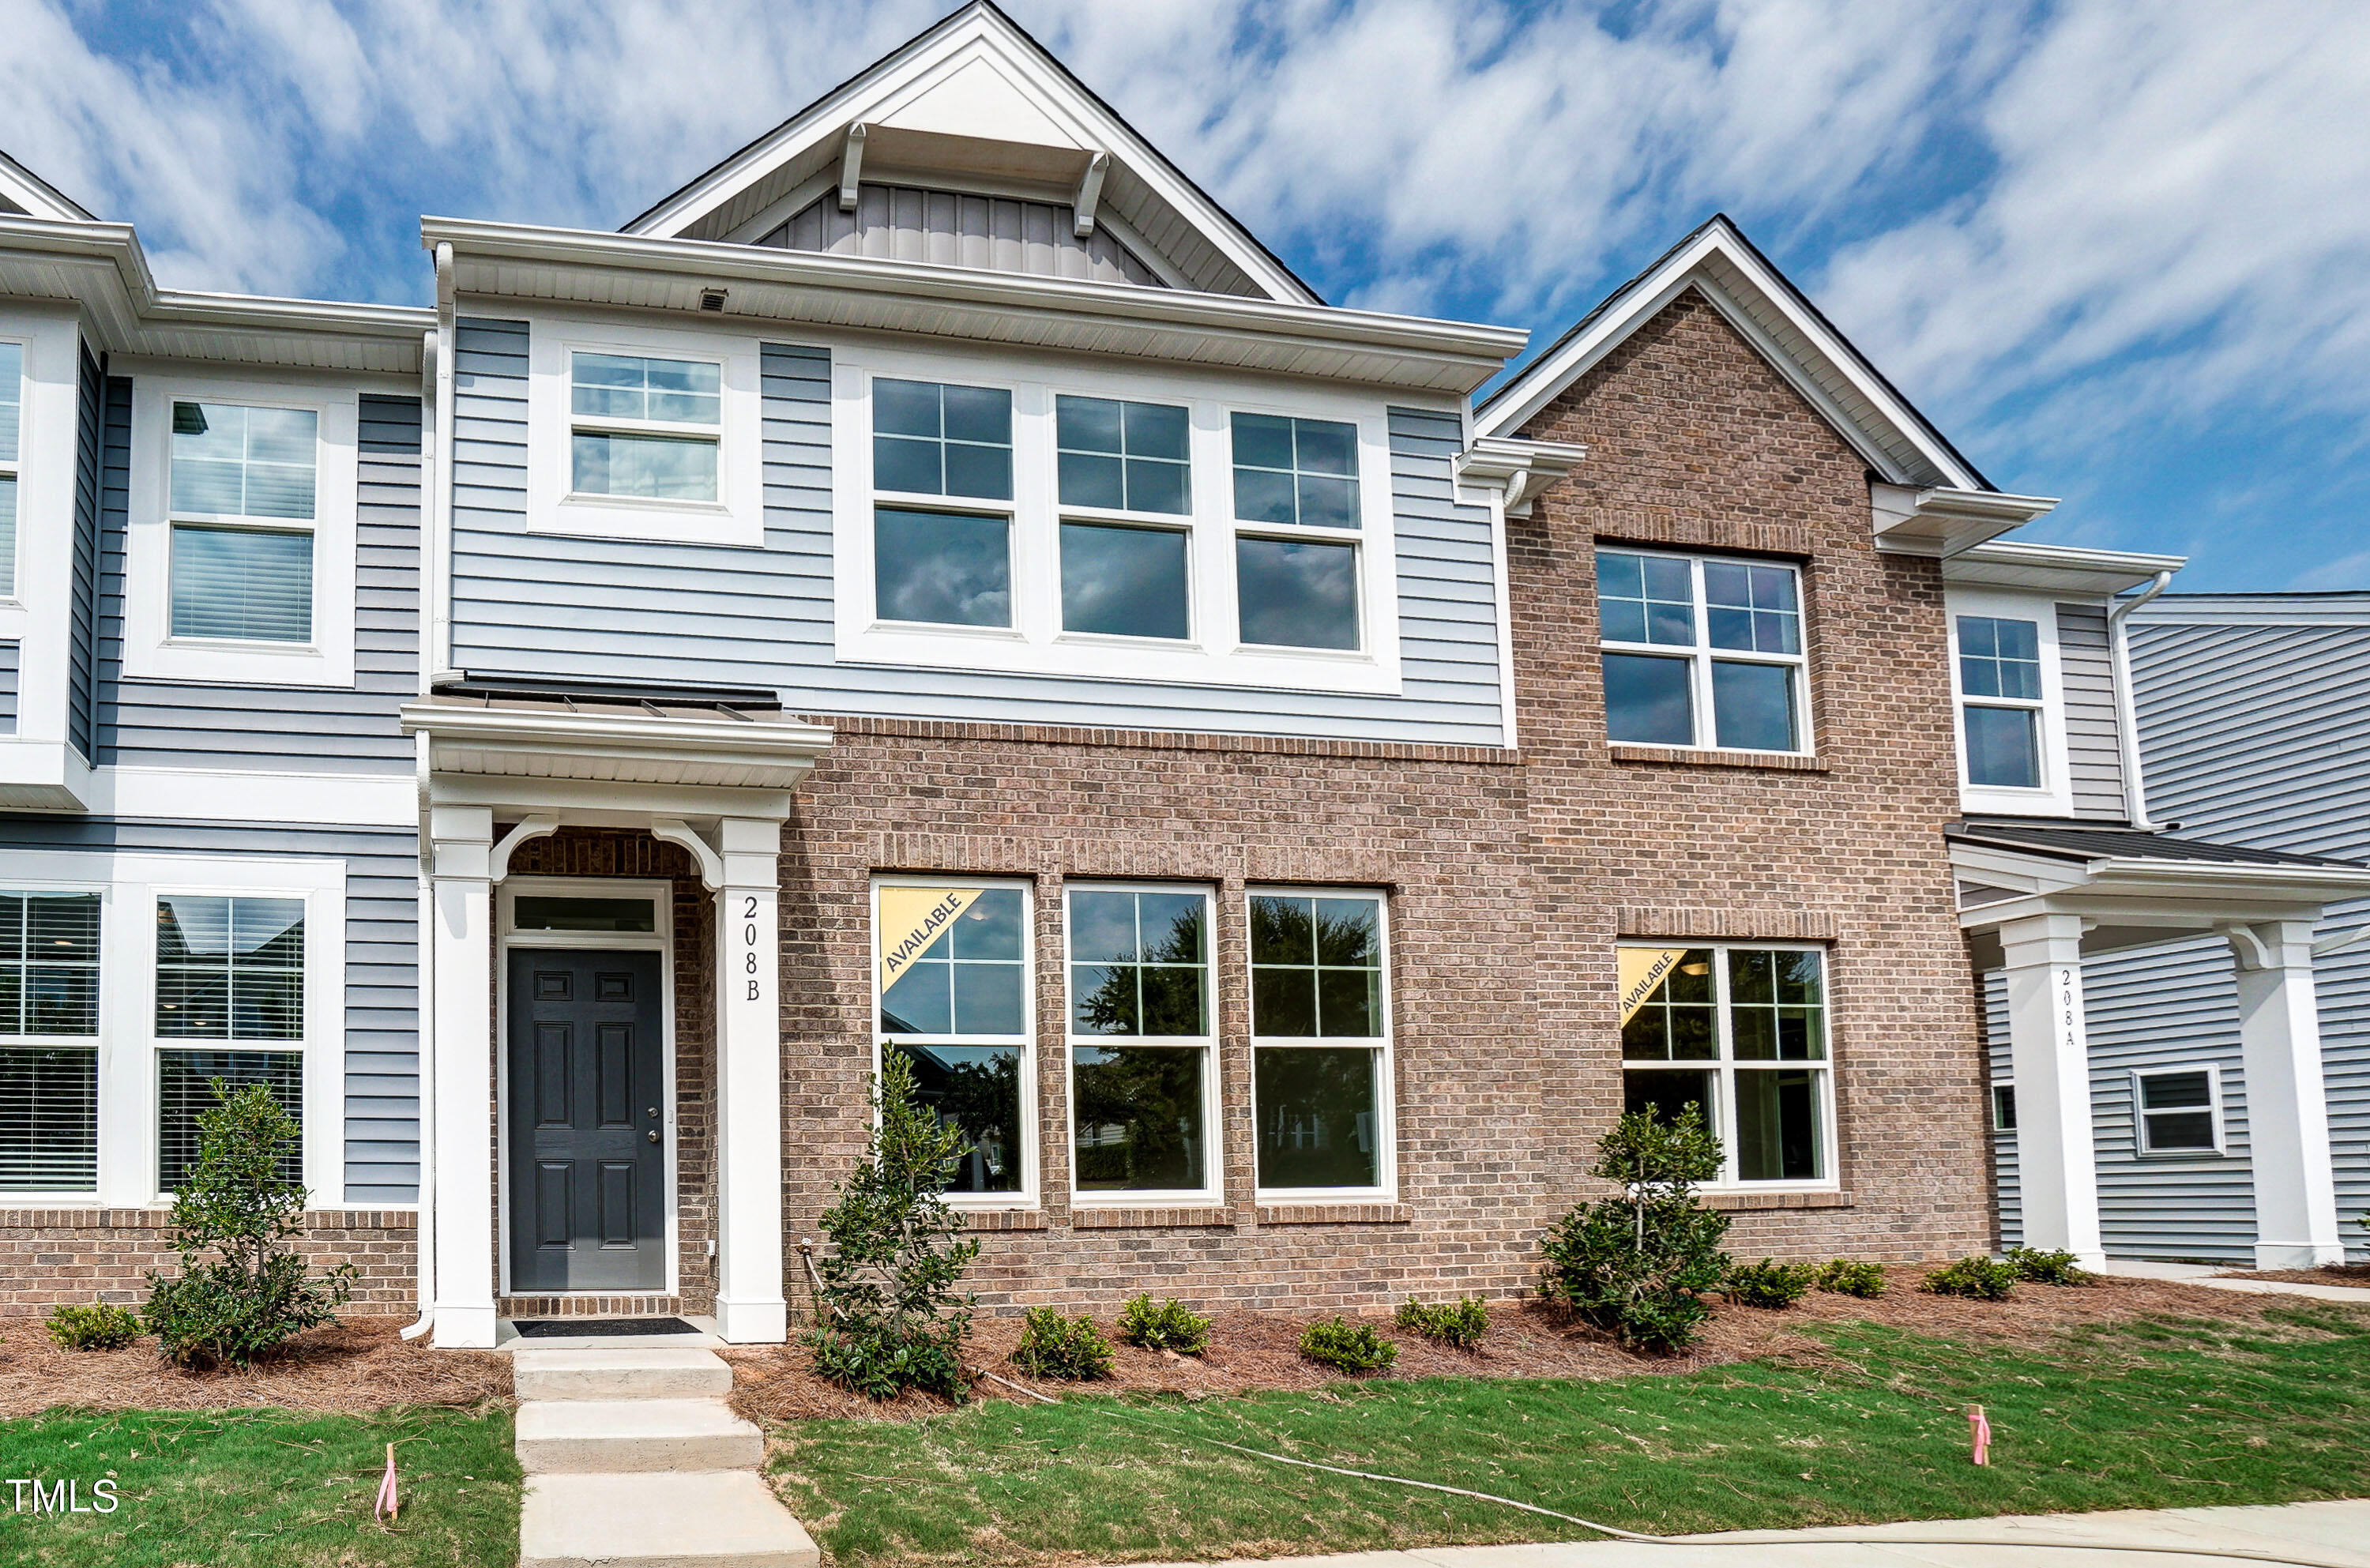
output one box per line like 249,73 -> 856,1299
1471,215 -> 2060,558
621,0 -> 1317,305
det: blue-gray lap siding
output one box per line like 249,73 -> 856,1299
0,640 -> 16,732
93,380 -> 420,773
1992,613 -> 2370,1262
0,816 -> 419,1203
448,318 -> 1507,744
68,344 -> 101,761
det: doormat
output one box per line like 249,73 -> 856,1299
510,1317 -> 701,1339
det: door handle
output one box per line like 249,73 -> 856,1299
647,1130 -> 660,1144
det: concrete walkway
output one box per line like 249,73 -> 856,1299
1125,1498 -> 2370,1567
2100,1259 -> 2370,1305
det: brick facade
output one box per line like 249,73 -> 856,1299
2,1209 -> 416,1317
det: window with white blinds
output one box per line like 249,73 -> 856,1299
0,340 -> 20,599
154,894 -> 307,1192
0,891 -> 102,1194
167,401 -> 318,643
157,1049 -> 303,1190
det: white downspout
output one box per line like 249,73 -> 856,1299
2107,570 -> 2175,831
428,242 -> 457,681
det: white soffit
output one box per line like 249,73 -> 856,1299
1943,539 -> 2187,596
1476,216 -> 1984,491
621,2 -> 1314,305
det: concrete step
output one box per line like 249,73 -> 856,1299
520,1470 -> 818,1568
513,1345 -> 735,1402
514,1397 -> 764,1475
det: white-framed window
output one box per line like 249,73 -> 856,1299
0,889 -> 103,1197
1596,549 -> 1810,754
525,316 -> 763,547
872,876 -> 1035,1207
1947,590 -> 2073,814
124,375 -> 359,687
0,851 -> 346,1208
0,337 -> 21,600
2131,1066 -> 2225,1156
1064,882 -> 1219,1204
1248,888 -> 1394,1200
830,345 -> 1405,695
1618,942 -> 1837,1188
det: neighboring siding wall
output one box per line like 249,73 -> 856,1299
2055,602 -> 2125,821
0,817 -> 420,1203
95,382 -> 419,772
0,639 -> 16,733
68,344 -> 101,761
758,184 -> 1165,289
448,319 -> 1506,744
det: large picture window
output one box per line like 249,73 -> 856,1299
872,378 -> 1014,629
1597,550 -> 1808,754
1066,885 -> 1215,1200
155,894 -> 306,1190
0,891 -> 101,1194
1618,944 -> 1833,1186
874,879 -> 1032,1198
1249,890 -> 1390,1196
0,340 -> 21,599
167,401 -> 319,644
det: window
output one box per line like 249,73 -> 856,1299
1232,413 -> 1362,651
0,340 -> 20,598
1249,890 -> 1390,1196
155,895 -> 305,1190
167,402 -> 318,643
1597,551 -> 1808,754
511,896 -> 657,934
873,378 -> 1014,629
1066,885 -> 1215,1199
1619,944 -> 1833,1185
1992,1083 -> 2017,1133
1058,394 -> 1192,641
875,880 -> 1032,1199
0,892 -> 101,1194
2133,1067 -> 2223,1156
1957,615 -> 2045,790
569,352 -> 721,502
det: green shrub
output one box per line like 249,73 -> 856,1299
1922,1255 -> 2018,1300
1815,1259 -> 1888,1299
45,1302 -> 142,1352
1299,1317 -> 1398,1375
803,1050 -> 980,1401
2005,1246 -> 2093,1286
144,1081 -> 354,1371
1010,1308 -> 1113,1379
1116,1294 -> 1211,1354
1394,1296 -> 1490,1349
1537,1104 -> 1732,1353
1723,1258 -> 1815,1309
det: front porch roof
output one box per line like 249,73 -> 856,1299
1949,817 -> 2370,963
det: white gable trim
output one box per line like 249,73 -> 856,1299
623,2 -> 1316,306
1476,218 -> 1983,492
0,150 -> 94,224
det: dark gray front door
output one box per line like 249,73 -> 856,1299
506,949 -> 664,1292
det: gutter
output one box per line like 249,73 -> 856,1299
2108,570 -> 2176,829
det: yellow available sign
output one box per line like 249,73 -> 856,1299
1616,946 -> 1688,1025
877,886 -> 983,994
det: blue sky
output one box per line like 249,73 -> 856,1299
10,0 -> 2368,591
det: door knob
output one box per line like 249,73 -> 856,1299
647,1130 -> 660,1143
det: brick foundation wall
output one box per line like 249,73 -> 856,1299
2,1209 -> 416,1317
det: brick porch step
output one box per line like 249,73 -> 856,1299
514,1397 -> 764,1474
519,1469 -> 818,1568
512,1345 -> 735,1402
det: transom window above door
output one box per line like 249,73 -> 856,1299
1597,551 -> 1809,755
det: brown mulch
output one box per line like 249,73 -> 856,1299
0,1315 -> 513,1419
725,1265 -> 2333,1426
2224,1264 -> 2370,1288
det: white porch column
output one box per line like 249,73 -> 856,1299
1999,913 -> 2105,1268
713,816 -> 788,1344
2228,921 -> 2344,1269
428,806 -> 498,1349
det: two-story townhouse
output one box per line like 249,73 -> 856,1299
1992,592 -> 2370,1265
0,152 -> 431,1314
6,3 -> 2364,1347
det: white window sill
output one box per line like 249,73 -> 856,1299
841,626 -> 1402,696
1068,1194 -> 1224,1209
521,493 -> 764,549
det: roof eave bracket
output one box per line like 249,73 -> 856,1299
837,123 -> 868,212
1073,152 -> 1108,239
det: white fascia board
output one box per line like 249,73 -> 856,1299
621,5 -> 1319,306
1869,483 -> 2060,558
0,150 -> 96,222
1943,539 -> 2188,596
1453,434 -> 1588,517
89,766 -> 416,827
424,217 -> 1526,394
0,216 -> 428,373
399,702 -> 837,792
2081,859 -> 2370,898
1474,221 -> 1981,490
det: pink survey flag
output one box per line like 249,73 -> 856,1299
1967,1404 -> 1992,1466
374,1442 -> 400,1524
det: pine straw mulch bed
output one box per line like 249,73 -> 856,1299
725,1265 -> 2349,1426
0,1314 -> 513,1419
2224,1263 -> 2370,1288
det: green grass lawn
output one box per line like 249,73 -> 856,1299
0,1405 -> 518,1568
770,1306 -> 2370,1568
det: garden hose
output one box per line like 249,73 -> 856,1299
969,1367 -> 2354,1567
